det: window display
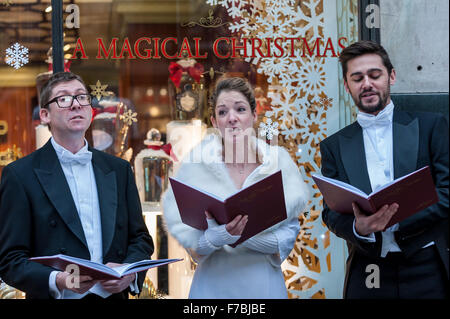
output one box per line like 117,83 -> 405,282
0,0 -> 364,300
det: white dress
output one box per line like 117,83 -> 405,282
162,134 -> 309,299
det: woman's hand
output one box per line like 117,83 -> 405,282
205,211 -> 248,236
203,211 -> 248,247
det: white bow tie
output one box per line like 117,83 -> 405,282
357,106 -> 393,129
59,150 -> 92,165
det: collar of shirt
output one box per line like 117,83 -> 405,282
51,137 -> 92,166
356,101 -> 394,129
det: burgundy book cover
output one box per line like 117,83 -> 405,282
169,170 -> 287,247
30,256 -> 122,280
313,166 -> 439,229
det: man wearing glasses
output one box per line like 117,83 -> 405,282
0,72 -> 153,299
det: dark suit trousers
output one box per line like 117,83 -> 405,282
346,245 -> 449,299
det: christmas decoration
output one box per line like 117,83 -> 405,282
89,80 -> 109,101
258,118 -> 279,141
5,42 -> 29,70
2,0 -> 13,7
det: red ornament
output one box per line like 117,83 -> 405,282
168,62 -> 204,88
147,143 -> 178,162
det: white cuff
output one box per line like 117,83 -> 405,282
196,233 -> 221,256
204,219 -> 240,247
49,271 -> 63,299
129,273 -> 140,294
353,219 -> 376,242
242,231 -> 279,254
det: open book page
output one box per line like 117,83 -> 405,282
31,254 -> 120,277
312,166 -> 437,227
30,255 -> 183,279
369,166 -> 428,196
112,259 -> 179,276
58,255 -> 117,275
112,263 -> 137,276
312,174 -> 368,198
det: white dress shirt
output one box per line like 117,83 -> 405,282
352,102 -> 433,257
48,138 -> 138,298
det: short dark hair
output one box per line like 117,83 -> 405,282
39,72 -> 88,109
339,40 -> 394,80
209,77 -> 256,117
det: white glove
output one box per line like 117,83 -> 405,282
196,218 -> 241,256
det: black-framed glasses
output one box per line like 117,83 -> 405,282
44,94 -> 92,108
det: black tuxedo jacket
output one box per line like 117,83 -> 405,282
0,140 -> 153,299
320,109 -> 449,295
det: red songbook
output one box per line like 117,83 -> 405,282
169,170 -> 287,247
30,254 -> 182,280
312,166 -> 439,229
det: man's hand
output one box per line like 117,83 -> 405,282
353,202 -> 399,236
55,271 -> 97,294
98,263 -> 136,294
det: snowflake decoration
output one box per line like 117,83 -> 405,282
2,0 -> 13,7
297,104 -> 327,147
89,80 -> 109,101
260,57 -> 292,82
5,43 -> 29,70
298,59 -> 327,97
319,96 -> 333,110
120,108 -> 138,126
259,118 -> 279,140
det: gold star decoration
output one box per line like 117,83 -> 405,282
89,80 -> 109,101
120,106 -> 138,126
2,0 -> 13,7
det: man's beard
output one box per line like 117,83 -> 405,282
353,80 -> 391,114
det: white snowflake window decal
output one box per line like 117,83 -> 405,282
5,43 -> 29,70
259,118 -> 279,140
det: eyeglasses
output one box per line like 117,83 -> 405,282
44,94 -> 92,108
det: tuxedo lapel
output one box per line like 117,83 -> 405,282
338,123 -> 373,195
91,151 -> 117,256
34,141 -> 88,248
393,110 -> 419,179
